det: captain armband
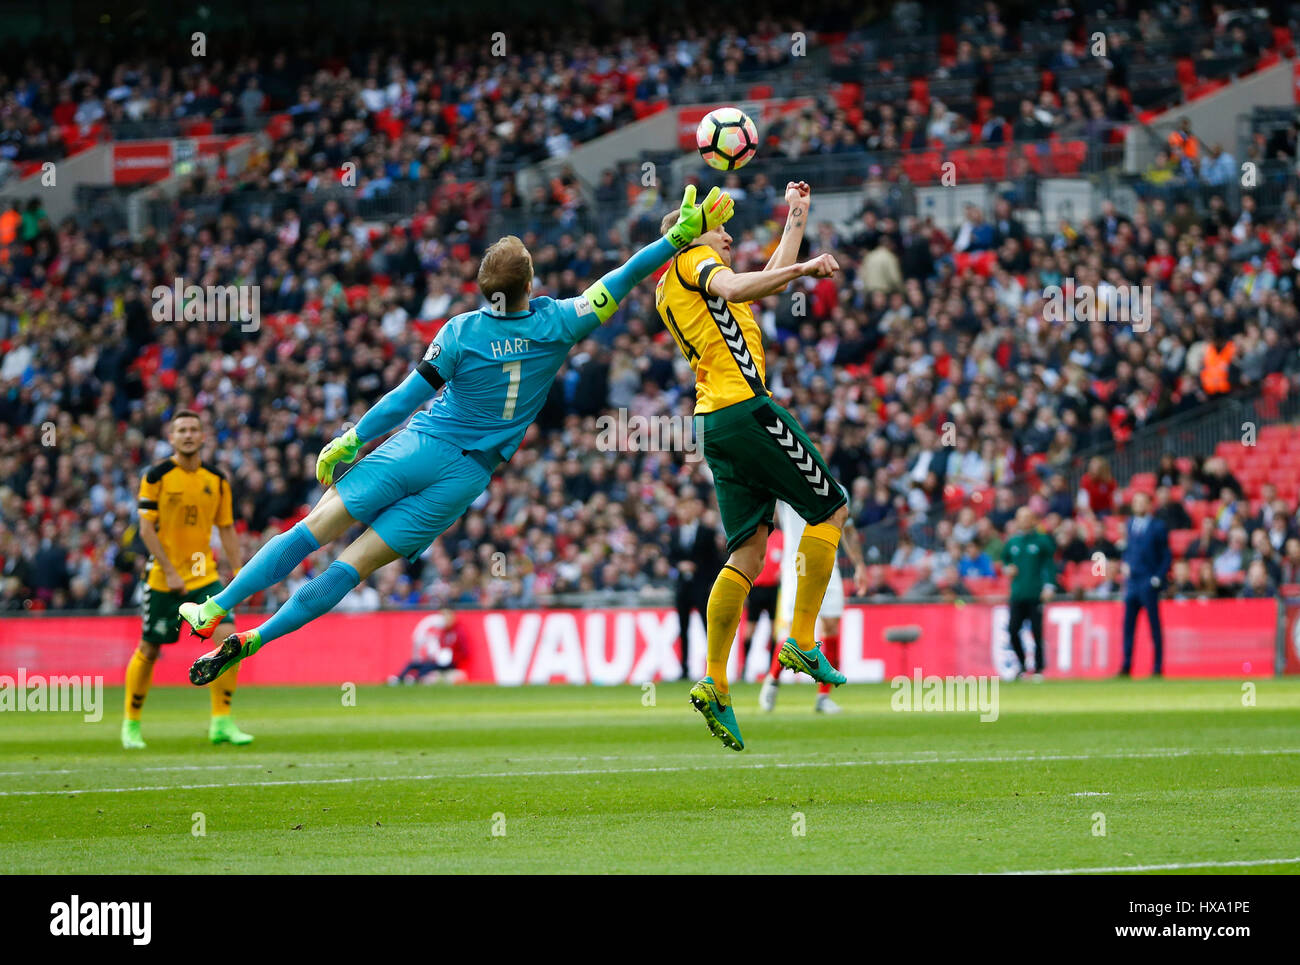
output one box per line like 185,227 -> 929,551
579,281 -> 618,324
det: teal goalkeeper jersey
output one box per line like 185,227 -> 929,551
409,296 -> 601,462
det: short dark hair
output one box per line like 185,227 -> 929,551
171,409 -> 202,426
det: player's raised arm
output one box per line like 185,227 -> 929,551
763,181 -> 810,272
565,184 -> 734,337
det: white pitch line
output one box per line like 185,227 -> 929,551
2,746 -> 1298,797
0,751 -> 793,780
990,856 -> 1300,875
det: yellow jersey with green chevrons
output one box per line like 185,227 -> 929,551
654,244 -> 769,414
137,459 -> 233,592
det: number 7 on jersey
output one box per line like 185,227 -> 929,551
501,360 -> 522,419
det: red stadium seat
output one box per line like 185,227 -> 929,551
1049,139 -> 1086,175
833,83 -> 862,110
1103,515 -> 1126,543
901,151 -> 941,185
1129,472 -> 1156,493
1168,529 -> 1197,558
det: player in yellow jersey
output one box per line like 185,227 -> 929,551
655,180 -> 848,750
122,409 -> 250,749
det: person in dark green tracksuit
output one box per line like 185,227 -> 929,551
1001,507 -> 1058,679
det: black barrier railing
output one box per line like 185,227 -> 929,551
108,113 -> 281,141
139,179 -> 493,233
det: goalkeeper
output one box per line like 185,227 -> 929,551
179,187 -> 735,681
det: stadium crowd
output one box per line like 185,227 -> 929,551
1,18 -> 808,188
5,143 -> 1300,615
6,3 -> 1300,616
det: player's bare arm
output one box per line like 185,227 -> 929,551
138,516 -> 184,592
217,524 -> 242,582
706,251 -> 839,303
763,181 -> 810,272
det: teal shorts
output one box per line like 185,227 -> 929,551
335,429 -> 495,562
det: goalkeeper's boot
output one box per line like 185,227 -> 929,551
688,677 -> 745,751
121,719 -> 147,750
190,630 -> 262,686
179,597 -> 226,640
758,676 -> 779,712
777,638 -> 846,687
209,716 -> 254,745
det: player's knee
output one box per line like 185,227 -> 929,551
829,504 -> 849,530
305,488 -> 355,545
138,642 -> 160,662
728,527 -> 767,582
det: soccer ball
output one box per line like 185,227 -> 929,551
696,107 -> 758,171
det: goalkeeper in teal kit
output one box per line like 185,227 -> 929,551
182,186 -> 735,684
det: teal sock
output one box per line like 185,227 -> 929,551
255,560 -> 360,645
214,521 -> 320,611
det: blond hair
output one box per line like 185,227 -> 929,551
478,235 -> 533,308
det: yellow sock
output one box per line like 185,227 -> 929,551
210,662 -> 239,717
124,646 -> 155,721
791,522 -> 842,649
705,565 -> 752,692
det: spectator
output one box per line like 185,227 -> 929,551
957,540 -> 995,580
1169,558 -> 1197,598
1153,485 -> 1192,531
1239,559 -> 1276,599
1186,516 -> 1225,560
1212,526 -> 1250,580
1078,457 -> 1117,515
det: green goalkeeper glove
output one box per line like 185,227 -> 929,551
665,184 -> 735,249
315,427 -> 363,487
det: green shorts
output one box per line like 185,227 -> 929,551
140,580 -> 231,645
696,396 -> 848,554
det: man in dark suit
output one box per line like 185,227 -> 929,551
670,492 -> 724,680
1120,492 -> 1172,677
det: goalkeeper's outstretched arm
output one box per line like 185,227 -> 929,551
572,184 -> 735,331
315,371 -> 443,486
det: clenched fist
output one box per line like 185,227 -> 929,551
799,253 -> 840,278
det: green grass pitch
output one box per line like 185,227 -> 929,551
2,679 -> 1298,874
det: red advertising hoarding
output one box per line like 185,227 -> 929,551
111,136 -> 251,185
0,598 -> 1277,686
111,141 -> 174,184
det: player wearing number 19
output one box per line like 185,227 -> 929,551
180,185 -> 736,684
122,409 -> 251,749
